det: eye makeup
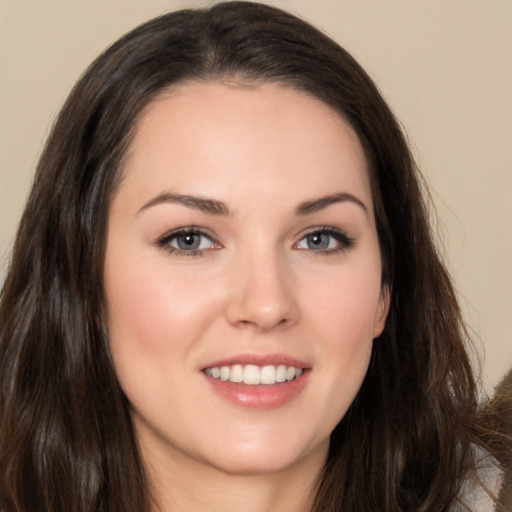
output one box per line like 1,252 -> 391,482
294,226 -> 355,255
155,226 -> 220,257
155,224 -> 355,259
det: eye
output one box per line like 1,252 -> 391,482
295,228 -> 355,253
156,228 -> 219,256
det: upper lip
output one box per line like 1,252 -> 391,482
201,353 -> 309,370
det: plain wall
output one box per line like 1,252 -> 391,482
0,0 -> 511,390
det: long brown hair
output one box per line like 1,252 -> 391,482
483,369 -> 512,511
0,2 -> 500,511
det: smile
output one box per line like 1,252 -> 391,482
204,364 -> 303,385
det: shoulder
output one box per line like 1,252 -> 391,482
452,446 -> 504,512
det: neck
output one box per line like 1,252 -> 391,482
141,438 -> 327,512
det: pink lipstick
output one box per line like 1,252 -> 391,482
201,353 -> 310,409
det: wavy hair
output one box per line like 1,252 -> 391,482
0,2 -> 499,511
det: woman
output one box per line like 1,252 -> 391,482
0,2 -> 505,511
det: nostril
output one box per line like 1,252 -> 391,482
225,262 -> 300,331
233,315 -> 292,332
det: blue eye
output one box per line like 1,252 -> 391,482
295,228 -> 354,253
172,232 -> 211,251
157,228 -> 217,255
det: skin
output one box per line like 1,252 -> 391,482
104,82 -> 389,511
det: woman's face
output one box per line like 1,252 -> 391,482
104,82 -> 389,476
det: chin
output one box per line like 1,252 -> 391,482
199,432 -> 330,477
210,453 -> 297,476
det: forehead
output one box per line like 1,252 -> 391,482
120,81 -> 372,212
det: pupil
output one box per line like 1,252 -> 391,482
307,233 -> 329,250
178,233 -> 200,250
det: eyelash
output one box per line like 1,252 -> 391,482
294,227 -> 355,255
155,226 -> 355,257
156,227 -> 219,257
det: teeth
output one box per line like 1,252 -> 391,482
220,366 -> 230,381
243,365 -> 260,385
276,364 -> 287,383
260,365 -> 276,385
230,364 -> 243,383
204,364 -> 303,385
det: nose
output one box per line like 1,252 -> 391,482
225,252 -> 300,332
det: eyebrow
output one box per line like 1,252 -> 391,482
138,191 -> 368,217
295,192 -> 368,216
138,192 -> 231,216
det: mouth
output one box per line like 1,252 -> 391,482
201,355 -> 310,409
204,364 -> 303,385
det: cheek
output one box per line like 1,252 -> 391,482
104,263 -> 218,423
103,260 -> 221,417
303,258 -> 384,347
308,309 -> 374,436
315,288 -> 375,386
105,256 -> 221,355
300,263 -> 382,420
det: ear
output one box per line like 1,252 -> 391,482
373,285 -> 390,339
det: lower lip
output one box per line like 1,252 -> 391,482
203,371 -> 310,409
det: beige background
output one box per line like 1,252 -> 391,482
0,0 -> 511,391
